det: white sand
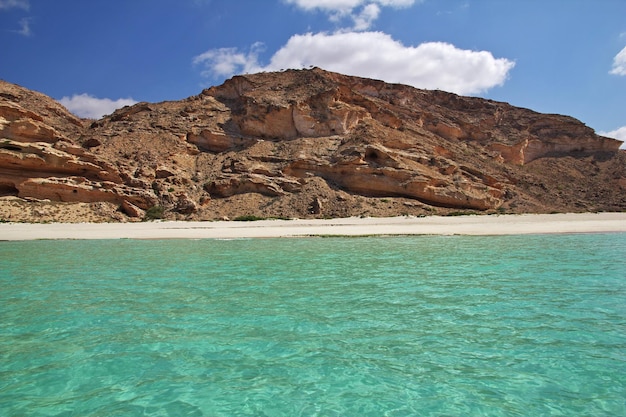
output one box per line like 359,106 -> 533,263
1,213 -> 625,240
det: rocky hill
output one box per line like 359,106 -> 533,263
1,68 -> 624,222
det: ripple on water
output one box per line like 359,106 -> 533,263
1,234 -> 625,416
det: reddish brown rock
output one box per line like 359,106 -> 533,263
17,177 -> 158,209
121,200 -> 145,218
0,102 -> 66,143
174,192 -> 198,214
206,174 -> 290,198
187,129 -> 256,152
1,69 -> 624,222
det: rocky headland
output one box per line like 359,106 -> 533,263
1,68 -> 624,222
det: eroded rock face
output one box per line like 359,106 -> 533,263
187,129 -> 256,152
205,173 -> 302,198
18,177 -> 157,209
283,144 -> 504,210
0,140 -> 122,183
1,68 -> 625,222
0,102 -> 66,143
0,80 -> 158,217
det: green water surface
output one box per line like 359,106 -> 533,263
1,234 -> 625,416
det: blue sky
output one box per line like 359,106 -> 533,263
1,0 -> 625,147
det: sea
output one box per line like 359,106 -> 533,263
1,233 -> 625,417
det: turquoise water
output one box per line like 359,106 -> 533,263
1,234 -> 625,416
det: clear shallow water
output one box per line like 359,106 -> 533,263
1,234 -> 625,417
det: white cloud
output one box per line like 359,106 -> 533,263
609,46 -> 626,76
193,42 -> 264,78
58,94 -> 137,119
284,0 -> 362,13
599,126 -> 626,150
284,0 -> 416,30
352,4 -> 380,31
195,31 -> 515,96
15,17 -> 31,36
284,0 -> 414,12
1,0 -> 32,36
0,0 -> 29,10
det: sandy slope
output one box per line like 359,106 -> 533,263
1,213 -> 625,241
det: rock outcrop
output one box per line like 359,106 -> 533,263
0,81 -> 158,218
1,68 -> 624,222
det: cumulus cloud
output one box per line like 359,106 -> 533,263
58,94 -> 137,119
0,0 -> 29,10
284,0 -> 416,30
194,31 -> 515,95
609,46 -> 626,76
599,126 -> 626,150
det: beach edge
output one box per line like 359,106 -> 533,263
1,213 -> 626,241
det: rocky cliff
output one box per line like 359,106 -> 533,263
1,68 -> 624,222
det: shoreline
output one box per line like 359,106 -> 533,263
1,213 -> 626,241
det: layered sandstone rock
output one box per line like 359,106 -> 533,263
1,68 -> 624,222
18,177 -> 157,209
0,80 -> 158,218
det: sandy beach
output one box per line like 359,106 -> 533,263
1,212 -> 625,241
